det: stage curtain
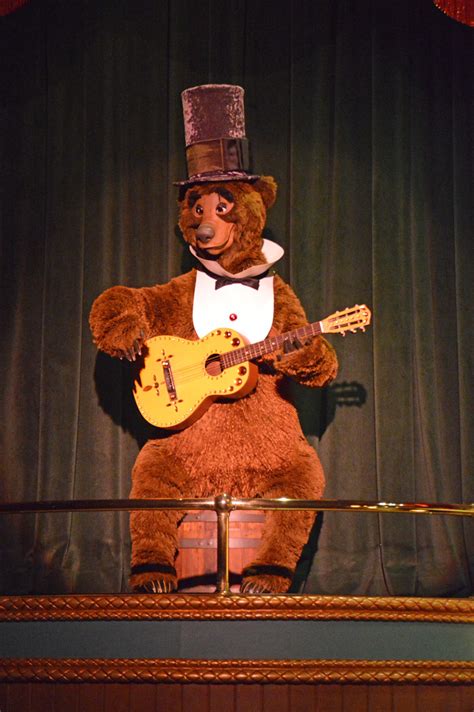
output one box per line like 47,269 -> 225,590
0,0 -> 472,596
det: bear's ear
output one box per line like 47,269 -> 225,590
253,175 -> 277,209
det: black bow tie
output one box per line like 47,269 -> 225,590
195,262 -> 269,290
214,275 -> 261,290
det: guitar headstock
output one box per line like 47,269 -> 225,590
320,304 -> 372,336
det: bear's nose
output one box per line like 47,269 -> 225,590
196,224 -> 215,244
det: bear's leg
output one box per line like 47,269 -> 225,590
129,439 -> 188,593
241,446 -> 324,594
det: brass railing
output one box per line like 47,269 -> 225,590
1,496 -> 473,594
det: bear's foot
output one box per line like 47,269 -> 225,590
240,565 -> 293,594
130,564 -> 178,594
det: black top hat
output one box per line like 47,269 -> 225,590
175,84 -> 259,188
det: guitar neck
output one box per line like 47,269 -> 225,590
221,321 -> 323,369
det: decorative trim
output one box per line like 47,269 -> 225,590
0,658 -> 472,684
0,594 -> 472,622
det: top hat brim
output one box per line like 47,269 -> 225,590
174,170 -> 260,188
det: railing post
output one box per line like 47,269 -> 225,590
215,493 -> 232,594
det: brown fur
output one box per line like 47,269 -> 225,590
89,178 -> 338,593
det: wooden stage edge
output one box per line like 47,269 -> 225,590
0,657 -> 473,685
0,593 -> 472,623
1,596 -> 473,685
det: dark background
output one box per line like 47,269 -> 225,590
0,0 -> 472,595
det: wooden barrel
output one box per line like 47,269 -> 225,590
176,511 -> 265,592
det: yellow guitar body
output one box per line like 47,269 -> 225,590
133,328 -> 258,430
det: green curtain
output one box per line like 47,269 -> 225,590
0,0 -> 472,595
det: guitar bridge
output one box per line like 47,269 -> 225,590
162,360 -> 177,401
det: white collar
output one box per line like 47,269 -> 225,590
189,238 -> 284,279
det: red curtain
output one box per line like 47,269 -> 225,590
434,0 -> 474,25
0,0 -> 29,16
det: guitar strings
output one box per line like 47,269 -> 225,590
164,355 -> 236,383
146,355 -> 223,384
164,338 -> 285,382
142,349 -> 257,386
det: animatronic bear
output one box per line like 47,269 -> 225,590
89,85 -> 338,594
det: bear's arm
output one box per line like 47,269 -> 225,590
267,275 -> 338,387
89,272 -> 195,358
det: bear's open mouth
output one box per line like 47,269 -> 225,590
202,237 -> 232,253
196,232 -> 234,255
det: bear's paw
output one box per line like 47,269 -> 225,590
240,565 -> 293,594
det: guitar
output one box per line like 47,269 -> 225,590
132,304 -> 371,430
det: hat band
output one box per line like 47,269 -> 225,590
186,138 -> 250,178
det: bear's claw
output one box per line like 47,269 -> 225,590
240,573 -> 292,594
133,576 -> 178,594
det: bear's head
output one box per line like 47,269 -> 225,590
178,176 -> 277,274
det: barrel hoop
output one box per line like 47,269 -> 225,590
130,563 -> 177,577
179,538 -> 262,549
242,564 -> 293,581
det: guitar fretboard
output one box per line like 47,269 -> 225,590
220,321 -> 323,370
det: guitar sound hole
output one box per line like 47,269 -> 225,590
205,355 -> 223,376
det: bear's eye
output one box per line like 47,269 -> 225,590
216,202 -> 230,215
194,204 -> 204,216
